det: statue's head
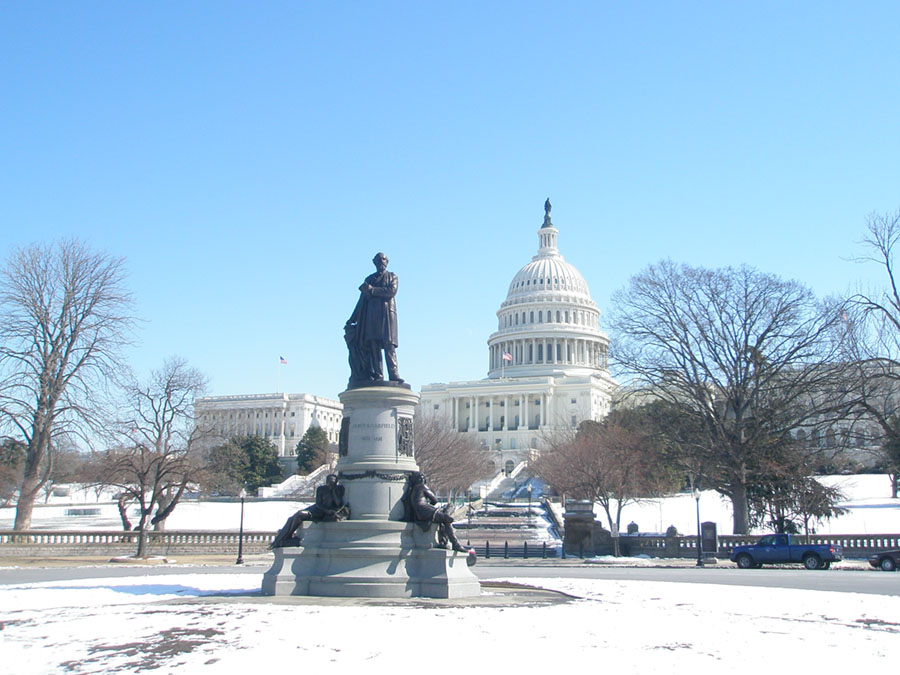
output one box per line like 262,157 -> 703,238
325,474 -> 338,487
408,471 -> 425,486
372,252 -> 389,272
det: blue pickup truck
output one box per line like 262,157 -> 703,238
730,534 -> 842,570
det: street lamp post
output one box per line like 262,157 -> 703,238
693,487 -> 704,567
466,490 -> 472,546
236,488 -> 247,565
527,483 -> 533,515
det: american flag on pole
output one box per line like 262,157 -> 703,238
502,352 -> 513,362
279,356 -> 288,365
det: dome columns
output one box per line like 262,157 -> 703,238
488,335 -> 608,376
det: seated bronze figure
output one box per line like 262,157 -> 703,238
400,471 -> 468,553
269,474 -> 349,549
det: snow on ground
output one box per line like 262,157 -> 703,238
1,572 -> 898,672
2,474 -> 897,536
0,498 -> 308,532
592,473 -> 900,536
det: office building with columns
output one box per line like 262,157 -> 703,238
419,204 -> 617,474
194,392 -> 342,459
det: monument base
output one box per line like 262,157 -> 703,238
261,520 -> 481,599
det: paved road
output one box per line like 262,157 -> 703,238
1,560 -> 897,595
475,562 -> 900,596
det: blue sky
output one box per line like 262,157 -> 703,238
2,2 -> 899,400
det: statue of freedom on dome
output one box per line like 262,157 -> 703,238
344,252 -> 405,388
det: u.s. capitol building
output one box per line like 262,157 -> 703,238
419,203 -> 617,474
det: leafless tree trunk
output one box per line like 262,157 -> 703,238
609,261 -> 850,534
0,239 -> 133,530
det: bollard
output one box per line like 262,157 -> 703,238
485,541 -> 490,559
524,541 -> 528,559
504,541 -> 509,559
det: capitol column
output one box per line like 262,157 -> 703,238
488,398 -> 494,432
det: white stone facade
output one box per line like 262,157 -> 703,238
419,205 -> 617,473
194,392 -> 342,457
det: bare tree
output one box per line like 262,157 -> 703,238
0,239 -> 133,530
533,417 -> 676,546
414,414 -> 490,494
844,207 -> 900,496
96,357 -> 208,557
609,261 -> 849,533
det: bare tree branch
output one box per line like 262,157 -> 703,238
414,413 -> 490,494
0,239 -> 134,529
608,261 -> 850,533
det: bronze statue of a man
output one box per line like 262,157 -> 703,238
400,472 -> 468,552
345,252 -> 403,386
269,474 -> 349,549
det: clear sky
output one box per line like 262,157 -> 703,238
2,2 -> 899,401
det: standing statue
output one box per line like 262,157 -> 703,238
400,472 -> 469,553
345,252 -> 404,386
542,198 -> 553,227
269,474 -> 349,549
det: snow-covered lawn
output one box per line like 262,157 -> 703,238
2,572 -> 897,672
590,473 -> 900,535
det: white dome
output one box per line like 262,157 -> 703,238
505,254 -> 593,303
486,205 -> 609,379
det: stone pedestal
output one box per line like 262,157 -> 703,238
261,521 -> 480,598
261,385 -> 480,599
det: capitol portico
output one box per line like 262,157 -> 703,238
419,202 -> 617,474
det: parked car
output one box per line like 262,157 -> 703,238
730,533 -> 842,570
868,550 -> 899,571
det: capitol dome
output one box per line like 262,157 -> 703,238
487,203 -> 610,379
